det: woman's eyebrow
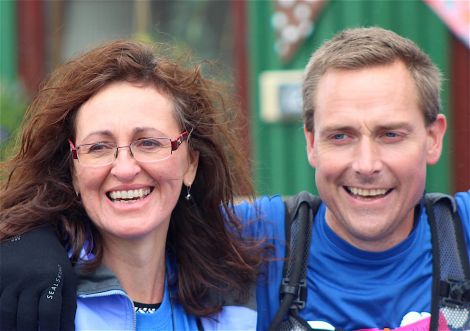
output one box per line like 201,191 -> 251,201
79,130 -> 113,142
79,127 -> 170,143
132,127 -> 167,136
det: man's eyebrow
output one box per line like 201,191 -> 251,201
375,122 -> 414,131
319,122 -> 414,133
319,125 -> 357,135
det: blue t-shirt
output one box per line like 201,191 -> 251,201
235,191 -> 470,331
135,277 -> 198,330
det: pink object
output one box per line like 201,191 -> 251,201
424,0 -> 470,48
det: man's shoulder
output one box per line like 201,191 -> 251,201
235,195 -> 286,239
424,191 -> 469,222
455,191 -> 470,251
234,195 -> 285,219
455,190 -> 470,216
424,191 -> 470,247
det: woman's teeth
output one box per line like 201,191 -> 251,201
108,188 -> 151,202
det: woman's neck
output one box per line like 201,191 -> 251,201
102,232 -> 167,304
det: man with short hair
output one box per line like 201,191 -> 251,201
238,27 -> 470,330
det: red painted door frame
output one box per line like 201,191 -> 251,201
231,0 -> 251,161
451,36 -> 470,192
17,0 -> 45,96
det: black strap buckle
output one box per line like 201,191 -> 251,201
440,279 -> 470,307
280,278 -> 307,310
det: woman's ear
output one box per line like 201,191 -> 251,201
71,167 -> 80,196
183,150 -> 199,186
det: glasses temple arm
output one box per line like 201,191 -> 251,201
170,131 -> 189,151
68,139 -> 78,159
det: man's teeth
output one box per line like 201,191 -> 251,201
109,188 -> 151,201
348,187 -> 387,197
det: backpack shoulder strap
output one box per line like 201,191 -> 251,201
283,192 -> 322,308
425,193 -> 470,331
268,191 -> 321,331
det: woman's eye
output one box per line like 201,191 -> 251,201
87,142 -> 114,153
135,138 -> 164,149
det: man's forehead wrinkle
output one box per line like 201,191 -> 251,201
364,122 -> 373,135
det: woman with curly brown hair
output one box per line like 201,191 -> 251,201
0,40 -> 263,330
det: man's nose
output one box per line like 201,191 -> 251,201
351,138 -> 383,176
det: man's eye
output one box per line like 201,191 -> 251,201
382,131 -> 405,142
332,133 -> 347,140
384,132 -> 398,138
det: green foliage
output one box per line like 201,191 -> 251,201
0,81 -> 27,161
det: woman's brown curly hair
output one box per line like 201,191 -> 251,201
0,40 -> 263,316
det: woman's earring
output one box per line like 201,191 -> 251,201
185,185 -> 192,201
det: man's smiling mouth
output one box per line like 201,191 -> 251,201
107,188 -> 153,203
344,186 -> 393,199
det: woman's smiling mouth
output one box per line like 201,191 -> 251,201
107,187 -> 153,203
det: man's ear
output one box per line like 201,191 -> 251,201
426,114 -> 447,165
304,125 -> 317,168
183,150 -> 199,186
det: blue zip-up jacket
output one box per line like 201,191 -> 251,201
74,259 -> 257,330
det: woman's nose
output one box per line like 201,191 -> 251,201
110,147 -> 140,181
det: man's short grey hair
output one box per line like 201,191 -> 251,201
302,27 -> 442,131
